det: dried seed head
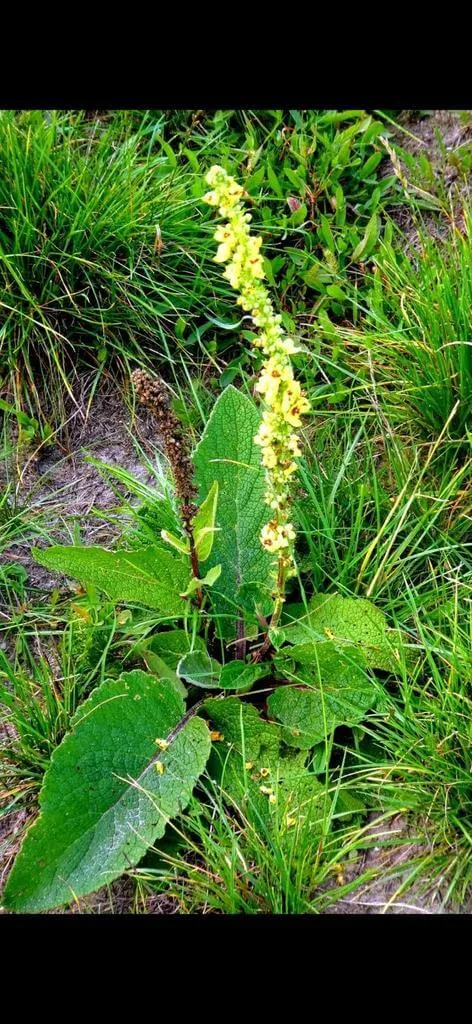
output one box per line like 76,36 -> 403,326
131,369 -> 197,504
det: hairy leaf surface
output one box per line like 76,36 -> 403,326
34,545 -> 190,616
193,386 -> 271,636
4,671 -> 210,912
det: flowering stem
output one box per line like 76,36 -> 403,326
203,166 -> 311,630
252,557 -> 285,662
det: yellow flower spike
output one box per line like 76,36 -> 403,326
154,738 -> 169,751
203,165 -> 311,617
155,761 -> 166,775
268,794 -> 277,805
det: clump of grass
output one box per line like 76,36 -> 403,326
0,108 -> 403,425
0,110 -> 231,419
345,576 -> 472,909
0,590 -> 120,799
129,767 -> 367,914
293,394 -> 470,605
336,215 -> 472,445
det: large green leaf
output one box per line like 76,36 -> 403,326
3,671 -> 211,913
268,640 -> 383,748
204,699 -> 327,869
33,544 -> 190,616
192,386 -> 271,636
276,593 -> 402,672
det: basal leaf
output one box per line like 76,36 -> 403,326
278,593 -> 401,672
137,627 -> 209,699
193,386 -> 271,637
142,630 -> 206,671
268,641 -> 380,748
33,545 -> 190,617
137,647 -> 188,699
219,661 -> 272,692
3,671 -> 211,913
203,697 -> 281,765
178,650 -> 222,689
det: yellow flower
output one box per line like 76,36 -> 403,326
255,358 -> 294,406
287,435 -> 302,458
279,337 -> 302,355
205,164 -> 225,186
281,384 -> 311,427
260,522 -> 296,552
203,165 -> 311,578
254,423 -> 271,447
262,447 -> 278,470
214,241 -> 234,264
223,263 -> 241,289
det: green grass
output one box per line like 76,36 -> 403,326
0,108 -> 404,423
0,110 -> 234,419
129,765 -> 396,914
340,217 -> 472,445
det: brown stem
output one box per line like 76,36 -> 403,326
164,696 -> 208,746
235,617 -> 247,662
131,371 -> 205,611
151,694 -> 217,772
181,502 -> 203,610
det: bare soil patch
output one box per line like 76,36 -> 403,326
322,814 -> 471,915
386,109 -> 472,245
1,379 -> 163,593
